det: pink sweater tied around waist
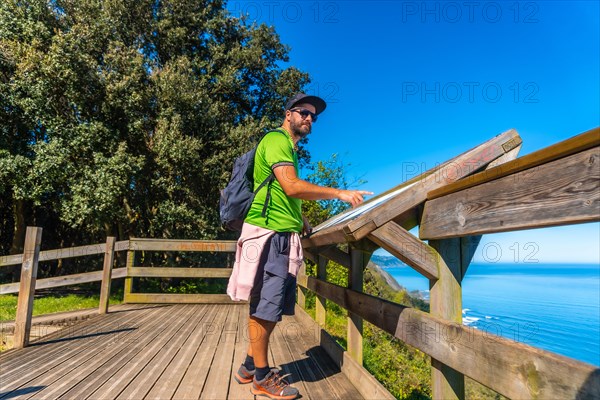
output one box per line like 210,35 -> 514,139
226,223 -> 304,302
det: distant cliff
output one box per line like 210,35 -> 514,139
365,259 -> 429,312
367,261 -> 404,290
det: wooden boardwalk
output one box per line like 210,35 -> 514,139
0,304 -> 364,400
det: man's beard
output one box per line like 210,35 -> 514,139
290,118 -> 311,138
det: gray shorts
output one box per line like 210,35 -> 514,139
249,232 -> 296,322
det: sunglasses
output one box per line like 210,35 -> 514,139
291,108 -> 318,122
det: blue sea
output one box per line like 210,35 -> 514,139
384,261 -> 600,366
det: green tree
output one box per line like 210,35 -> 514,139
0,0 -> 309,278
301,153 -> 365,228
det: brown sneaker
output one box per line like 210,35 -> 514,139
251,368 -> 299,400
234,363 -> 255,384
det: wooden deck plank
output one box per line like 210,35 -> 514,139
7,304 -> 157,364
83,304 -> 197,399
294,307 -> 389,400
269,317 -> 312,398
0,303 -> 148,363
0,304 -> 365,400
57,305 -> 192,399
200,305 -> 240,399
12,307 -> 166,400
302,343 -> 364,399
172,304 -> 231,400
0,305 -> 163,396
288,314 -> 364,400
143,304 -> 220,399
116,304 -> 212,400
25,305 -> 176,400
2,305 -> 156,364
4,305 -> 185,400
227,306 -> 252,400
277,316 -> 336,400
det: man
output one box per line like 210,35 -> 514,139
227,93 -> 371,400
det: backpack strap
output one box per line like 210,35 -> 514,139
253,174 -> 274,195
262,181 -> 273,218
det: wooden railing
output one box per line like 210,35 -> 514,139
123,238 -> 237,304
296,127 -> 600,399
0,233 -> 237,349
0,236 -> 129,296
0,231 -> 129,348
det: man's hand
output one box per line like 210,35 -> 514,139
336,189 -> 374,208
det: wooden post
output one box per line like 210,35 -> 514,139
423,147 -> 511,399
315,255 -> 327,327
297,261 -> 307,309
429,238 -> 465,400
348,246 -> 370,364
123,249 -> 135,303
14,226 -> 42,348
99,236 -> 116,314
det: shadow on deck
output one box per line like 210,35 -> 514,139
0,304 -> 365,400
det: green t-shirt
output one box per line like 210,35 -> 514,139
245,129 -> 303,232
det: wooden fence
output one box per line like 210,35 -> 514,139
123,238 -> 237,304
0,233 -> 238,348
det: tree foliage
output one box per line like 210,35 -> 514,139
301,152 -> 365,228
0,0 -> 309,271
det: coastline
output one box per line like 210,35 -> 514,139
376,258 -> 600,366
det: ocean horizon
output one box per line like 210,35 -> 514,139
374,257 -> 600,366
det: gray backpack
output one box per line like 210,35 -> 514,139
219,129 -> 286,231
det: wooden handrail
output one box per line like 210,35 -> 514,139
0,266 -> 231,294
0,268 -> 127,294
427,127 -> 600,200
122,239 -> 237,304
2,234 -> 239,347
304,246 -> 351,268
0,240 -> 129,267
127,267 -> 232,278
128,238 -> 236,252
0,254 -> 24,268
420,145 -> 600,239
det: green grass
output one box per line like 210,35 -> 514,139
0,293 -> 123,322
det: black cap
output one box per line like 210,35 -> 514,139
285,93 -> 327,115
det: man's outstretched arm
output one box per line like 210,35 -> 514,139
273,165 -> 372,208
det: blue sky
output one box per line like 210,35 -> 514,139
228,0 -> 600,263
